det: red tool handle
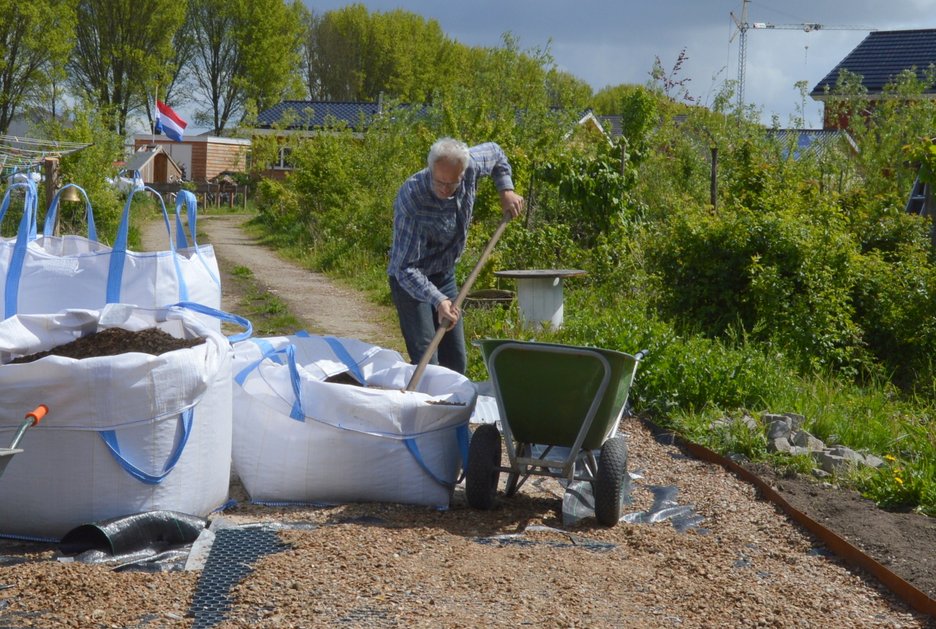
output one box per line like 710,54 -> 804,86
25,404 -> 48,426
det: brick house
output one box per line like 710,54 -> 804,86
252,101 -> 382,179
810,28 -> 936,130
131,134 -> 251,183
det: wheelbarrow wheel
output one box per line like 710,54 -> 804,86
466,424 -> 501,510
593,436 -> 629,526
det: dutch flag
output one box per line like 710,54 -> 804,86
155,100 -> 187,142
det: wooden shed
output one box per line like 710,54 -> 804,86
124,144 -> 183,184
132,134 -> 251,183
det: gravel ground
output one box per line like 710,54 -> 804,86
212,419 -> 931,628
0,420 -> 928,627
0,213 -> 930,627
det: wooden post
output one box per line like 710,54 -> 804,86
710,146 -> 718,212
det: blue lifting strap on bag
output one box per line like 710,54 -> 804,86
99,408 -> 194,485
3,179 -> 38,318
404,424 -> 470,489
324,335 -> 368,385
235,343 -> 304,421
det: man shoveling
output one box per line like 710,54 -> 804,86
388,137 -> 524,375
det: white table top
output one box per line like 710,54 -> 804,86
493,269 -> 587,280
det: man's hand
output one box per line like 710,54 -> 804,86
499,189 -> 524,219
437,299 -> 460,330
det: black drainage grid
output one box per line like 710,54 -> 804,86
189,526 -> 290,629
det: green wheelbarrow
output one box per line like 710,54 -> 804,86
465,340 -> 645,526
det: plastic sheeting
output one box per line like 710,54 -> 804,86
561,470 -> 707,532
58,510 -> 207,572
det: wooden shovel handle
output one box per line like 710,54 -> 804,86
405,215 -> 511,392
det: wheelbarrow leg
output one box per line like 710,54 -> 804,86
504,442 -> 529,497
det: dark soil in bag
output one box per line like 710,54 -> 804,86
9,327 -> 206,364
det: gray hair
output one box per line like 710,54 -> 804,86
427,137 -> 469,171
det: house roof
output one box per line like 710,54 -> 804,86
569,111 -> 615,143
124,145 -> 183,178
132,134 -> 250,146
765,128 -> 858,158
255,101 -> 381,129
596,114 -> 622,139
811,28 -> 936,98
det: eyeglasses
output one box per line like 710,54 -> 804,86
432,175 -> 463,192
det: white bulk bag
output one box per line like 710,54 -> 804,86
231,334 -> 476,508
0,303 -> 250,540
0,183 -> 221,327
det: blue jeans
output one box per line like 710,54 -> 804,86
389,271 -> 467,374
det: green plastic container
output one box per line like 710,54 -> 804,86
476,339 -> 640,451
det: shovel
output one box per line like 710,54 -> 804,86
405,215 -> 511,391
0,404 -> 48,479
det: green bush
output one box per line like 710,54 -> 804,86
255,178 -> 306,244
645,201 -> 874,376
851,247 -> 936,391
39,104 -> 124,243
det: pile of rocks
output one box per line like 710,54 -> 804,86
713,412 -> 886,477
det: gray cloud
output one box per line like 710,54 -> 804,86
303,1 -> 936,126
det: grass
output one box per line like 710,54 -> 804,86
225,264 -> 306,337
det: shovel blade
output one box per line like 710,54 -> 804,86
0,448 -> 23,478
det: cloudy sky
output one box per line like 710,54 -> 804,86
302,0 -> 936,127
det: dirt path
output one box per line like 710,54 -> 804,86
141,213 -> 401,349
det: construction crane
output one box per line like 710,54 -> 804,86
730,0 -> 875,110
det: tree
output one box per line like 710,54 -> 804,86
0,0 -> 75,133
545,68 -> 591,112
303,4 -> 374,101
302,4 -> 459,103
361,9 -> 458,103
188,0 -> 243,134
67,0 -> 183,135
142,4 -> 198,130
38,100 -> 124,240
299,6 -> 321,100
589,84 -> 644,116
188,0 -> 303,134
236,0 -> 305,117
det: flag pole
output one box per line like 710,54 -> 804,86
152,83 -> 157,144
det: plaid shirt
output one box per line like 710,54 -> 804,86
387,142 -> 515,305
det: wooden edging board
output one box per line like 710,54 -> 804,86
639,418 -> 936,619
